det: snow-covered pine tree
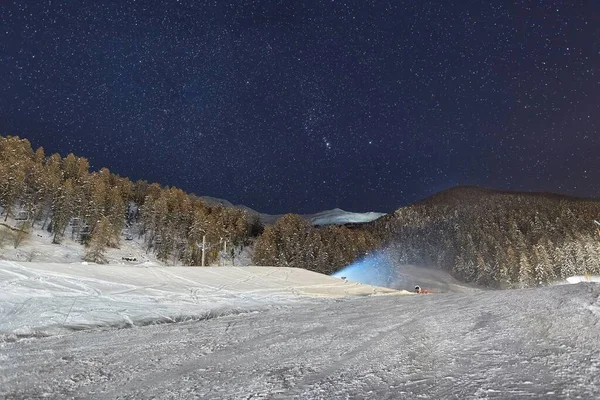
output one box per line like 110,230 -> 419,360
84,216 -> 111,264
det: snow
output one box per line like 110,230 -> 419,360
1,281 -> 599,399
0,261 -> 402,338
199,195 -> 386,226
0,214 -> 247,267
308,208 -> 386,226
567,275 -> 600,284
0,218 -> 163,266
1,217 -> 600,398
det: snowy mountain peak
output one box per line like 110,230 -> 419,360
200,196 -> 386,226
308,208 -> 386,226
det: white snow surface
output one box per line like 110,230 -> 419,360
567,275 -> 600,284
0,261 -> 400,338
199,196 -> 386,226
0,219 -> 163,266
259,208 -> 386,226
253,208 -> 387,226
307,208 -> 386,226
0,215 -> 246,267
1,281 -> 599,399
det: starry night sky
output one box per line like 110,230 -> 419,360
1,1 -> 599,214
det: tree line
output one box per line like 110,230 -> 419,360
0,135 -> 261,264
6,135 -> 598,288
0,135 -> 372,272
365,186 -> 600,288
251,214 -> 378,275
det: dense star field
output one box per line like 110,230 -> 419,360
1,1 -> 599,214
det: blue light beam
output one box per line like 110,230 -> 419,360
332,251 -> 400,288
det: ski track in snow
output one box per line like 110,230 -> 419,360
0,261 -> 400,338
1,273 -> 599,399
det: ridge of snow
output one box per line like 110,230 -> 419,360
567,275 -> 600,283
199,195 -> 386,226
308,209 -> 386,226
2,279 -> 600,398
0,261 -> 403,338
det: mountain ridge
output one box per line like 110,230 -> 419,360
407,185 -> 600,207
364,185 -> 600,288
200,196 -> 386,226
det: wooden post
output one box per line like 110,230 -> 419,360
201,234 -> 206,267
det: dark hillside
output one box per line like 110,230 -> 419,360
365,186 -> 600,287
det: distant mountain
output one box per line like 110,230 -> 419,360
199,196 -> 235,208
199,196 -> 280,225
365,185 -> 600,288
200,196 -> 385,226
0,135 -> 383,271
307,208 -> 386,226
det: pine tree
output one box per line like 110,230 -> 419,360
105,186 -> 125,247
22,146 -> 46,226
253,224 -> 278,266
61,153 -> 89,183
84,216 -> 111,264
252,214 -> 311,268
39,153 -> 63,229
51,179 -> 75,244
518,252 -> 532,287
0,136 -> 32,220
533,244 -> 553,285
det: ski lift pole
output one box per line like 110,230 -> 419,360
201,235 -> 206,267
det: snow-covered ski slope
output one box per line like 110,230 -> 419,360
1,281 -> 599,399
0,261 -> 402,338
0,220 -> 164,265
567,275 -> 600,283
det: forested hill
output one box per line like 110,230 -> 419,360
3,134 -> 599,289
365,186 -> 600,288
0,135 -> 262,265
0,135 -> 377,271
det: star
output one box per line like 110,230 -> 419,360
0,1 -> 598,214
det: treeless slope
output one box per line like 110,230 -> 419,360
0,261 -> 404,337
2,282 -> 599,399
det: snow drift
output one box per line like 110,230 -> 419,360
2,281 -> 600,399
307,208 -> 386,226
0,261 -> 401,338
567,275 -> 600,284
